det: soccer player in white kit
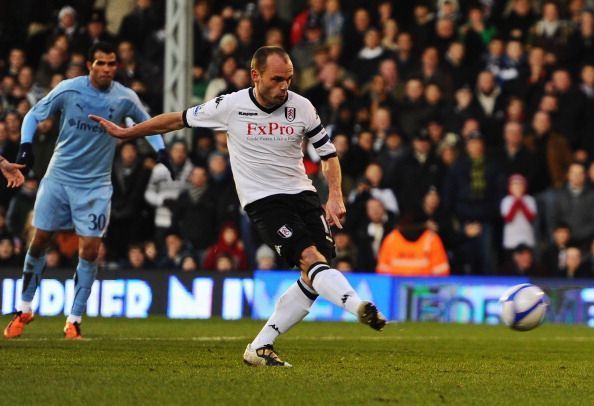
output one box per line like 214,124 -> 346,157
91,46 -> 386,367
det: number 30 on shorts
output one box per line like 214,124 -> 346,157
88,213 -> 107,231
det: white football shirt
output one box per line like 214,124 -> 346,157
183,88 -> 337,208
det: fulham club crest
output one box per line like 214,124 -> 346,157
277,225 -> 293,238
285,107 -> 296,122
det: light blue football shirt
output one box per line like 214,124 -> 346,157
23,76 -> 163,187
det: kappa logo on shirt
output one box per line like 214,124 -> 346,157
277,225 -> 293,239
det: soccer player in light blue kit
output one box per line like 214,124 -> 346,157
3,42 -> 172,339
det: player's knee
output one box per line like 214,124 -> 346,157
78,245 -> 99,262
299,246 -> 327,271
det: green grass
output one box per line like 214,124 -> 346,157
2,317 -> 594,405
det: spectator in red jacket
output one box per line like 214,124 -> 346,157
203,222 -> 249,271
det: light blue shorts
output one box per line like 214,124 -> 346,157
33,177 -> 113,237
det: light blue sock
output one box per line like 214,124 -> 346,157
21,252 -> 47,305
70,258 -> 98,317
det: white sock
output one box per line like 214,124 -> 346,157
67,314 -> 82,324
250,278 -> 317,349
19,301 -> 33,314
309,263 -> 362,315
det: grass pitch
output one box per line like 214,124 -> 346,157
1,317 -> 594,405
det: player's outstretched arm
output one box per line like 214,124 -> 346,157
0,156 -> 25,188
321,156 -> 346,229
89,112 -> 185,139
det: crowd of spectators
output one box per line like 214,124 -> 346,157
1,0 -> 594,277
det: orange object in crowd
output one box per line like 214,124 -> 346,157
376,229 -> 450,276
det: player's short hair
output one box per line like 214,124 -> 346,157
87,42 -> 118,62
250,46 -> 290,73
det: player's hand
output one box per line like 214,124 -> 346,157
325,194 -> 346,229
0,160 -> 25,187
16,142 -> 34,169
157,149 -> 174,180
88,114 -> 130,139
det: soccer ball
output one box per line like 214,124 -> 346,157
499,283 -> 548,331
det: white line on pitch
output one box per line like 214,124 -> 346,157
6,335 -> 594,342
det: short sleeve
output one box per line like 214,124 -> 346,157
182,93 -> 230,131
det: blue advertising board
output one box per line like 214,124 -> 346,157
1,268 -> 594,326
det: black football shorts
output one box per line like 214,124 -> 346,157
244,191 -> 335,268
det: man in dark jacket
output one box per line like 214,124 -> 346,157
551,162 -> 594,249
172,166 -> 217,257
443,131 -> 505,274
106,141 -> 152,260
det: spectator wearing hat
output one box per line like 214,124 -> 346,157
500,174 -> 537,256
255,243 -> 277,270
443,130 -> 505,274
73,9 -> 116,53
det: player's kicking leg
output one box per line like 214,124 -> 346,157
4,228 -> 52,339
244,246 -> 386,367
64,236 -> 101,339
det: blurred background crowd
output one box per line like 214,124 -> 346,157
1,0 -> 594,277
